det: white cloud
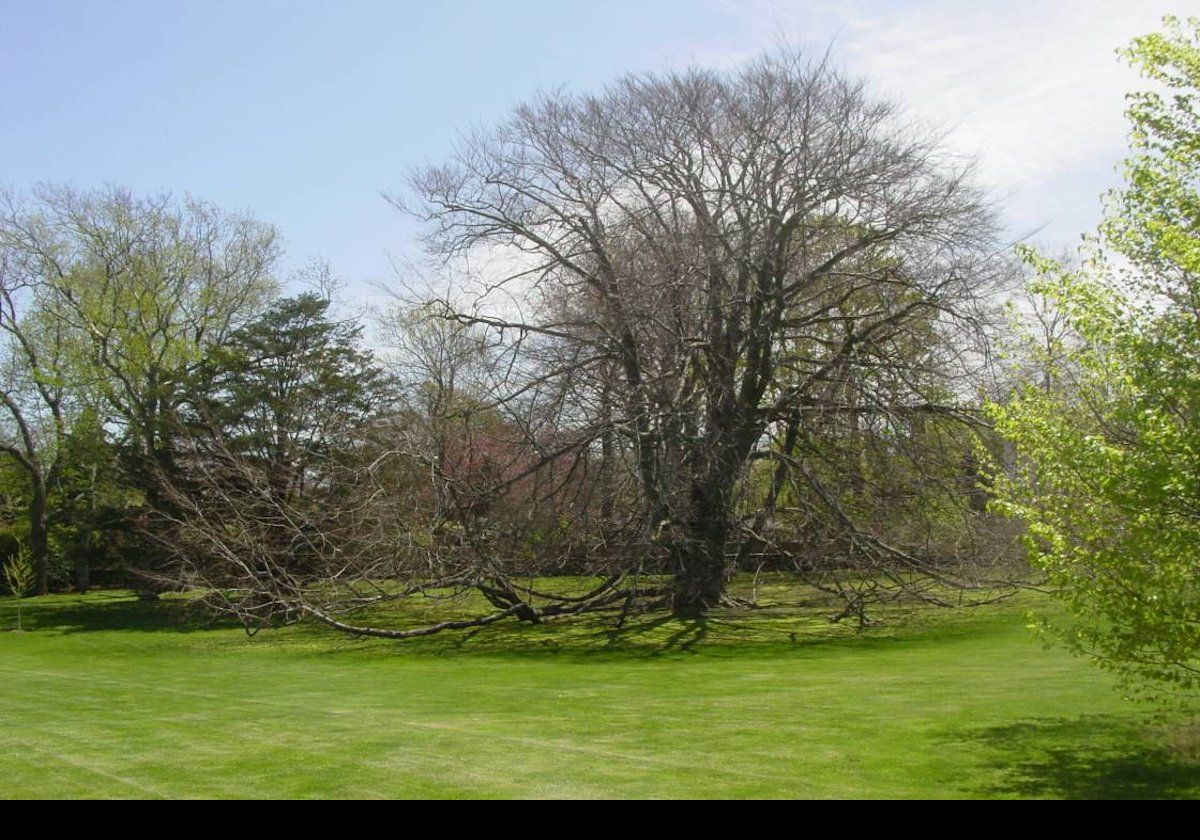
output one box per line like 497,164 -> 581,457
701,0 -> 1200,245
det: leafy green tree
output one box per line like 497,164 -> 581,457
0,239 -> 73,594
185,292 -> 395,505
988,16 -> 1200,696
145,294 -> 397,616
1,185 -> 279,493
50,406 -> 131,592
2,185 -> 279,591
3,540 -> 33,630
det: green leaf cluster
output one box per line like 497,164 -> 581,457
988,17 -> 1200,697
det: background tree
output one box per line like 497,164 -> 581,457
988,16 -> 1200,696
0,184 -> 280,591
0,226 -> 74,594
0,185 -> 279,494
184,291 -> 394,505
50,406 -> 129,592
152,297 -> 659,638
148,292 -> 403,622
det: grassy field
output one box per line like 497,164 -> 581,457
0,588 -> 1197,799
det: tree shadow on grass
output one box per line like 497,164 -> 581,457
654,617 -> 710,652
3,591 -> 795,655
7,588 -> 1035,665
0,591 -> 237,635
305,604 -> 960,663
957,715 -> 1200,799
331,613 -> 722,661
595,613 -> 709,653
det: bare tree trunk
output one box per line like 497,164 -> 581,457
671,523 -> 730,615
962,449 -> 988,514
670,465 -> 737,614
73,511 -> 92,593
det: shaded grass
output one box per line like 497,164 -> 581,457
0,588 -> 1196,798
959,716 -> 1200,799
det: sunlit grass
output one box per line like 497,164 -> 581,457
0,586 -> 1196,799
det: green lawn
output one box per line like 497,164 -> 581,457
0,589 -> 1196,799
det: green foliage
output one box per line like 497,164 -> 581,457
3,541 -> 33,630
19,186 -> 280,464
2,540 -> 32,598
49,406 -> 138,586
988,17 -> 1200,697
185,293 -> 395,503
3,185 -> 282,590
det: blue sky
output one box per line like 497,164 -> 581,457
3,1 -> 1197,292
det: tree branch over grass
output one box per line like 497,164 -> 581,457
143,47 -> 1021,639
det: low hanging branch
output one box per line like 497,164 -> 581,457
141,47 -> 1021,640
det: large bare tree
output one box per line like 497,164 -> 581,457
398,50 -> 1010,615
